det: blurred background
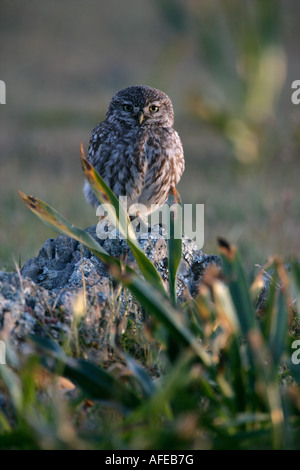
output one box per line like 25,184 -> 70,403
1,0 -> 300,272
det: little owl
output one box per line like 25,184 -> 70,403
84,85 -> 185,216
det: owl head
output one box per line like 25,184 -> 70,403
106,85 -> 175,128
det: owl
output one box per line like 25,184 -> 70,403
83,85 -> 185,216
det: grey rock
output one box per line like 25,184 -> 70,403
0,225 -> 220,353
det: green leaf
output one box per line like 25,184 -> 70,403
18,191 -> 121,269
30,336 -> 141,412
167,188 -> 183,305
261,260 -> 289,367
17,190 -> 145,288
292,261 -> 300,289
124,354 -> 156,399
217,238 -> 256,335
81,148 -> 165,294
270,289 -> 288,366
0,365 -> 23,412
118,271 -> 213,368
18,188 -> 210,367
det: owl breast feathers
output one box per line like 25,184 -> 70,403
84,85 -> 185,215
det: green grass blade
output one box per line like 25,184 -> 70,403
117,270 -> 213,368
124,354 -> 156,399
132,350 -> 196,421
30,336 -> 141,411
218,238 -> 256,335
212,280 -> 247,411
17,190 -> 132,273
81,147 -> 165,294
18,189 -> 211,367
18,191 -> 113,262
292,260 -> 300,289
0,365 -> 23,413
62,359 -> 141,410
291,260 -> 300,319
261,260 -> 289,367
167,188 -> 183,305
261,269 -> 278,340
217,239 -> 285,445
270,289 -> 288,367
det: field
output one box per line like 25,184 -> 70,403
1,1 -> 300,271
1,0 -> 300,451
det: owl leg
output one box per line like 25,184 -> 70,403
168,186 -> 180,203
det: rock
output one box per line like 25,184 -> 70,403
0,224 -> 220,354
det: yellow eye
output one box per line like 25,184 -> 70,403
149,104 -> 159,113
123,104 -> 133,112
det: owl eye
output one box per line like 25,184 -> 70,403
149,105 -> 159,113
123,104 -> 133,112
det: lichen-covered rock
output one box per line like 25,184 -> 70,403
0,225 -> 220,352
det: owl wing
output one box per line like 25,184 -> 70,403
84,121 -> 113,208
85,121 -> 147,211
139,128 -> 184,210
169,130 -> 185,187
87,121 -> 109,167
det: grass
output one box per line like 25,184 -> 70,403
0,155 -> 300,450
1,239 -> 300,449
1,1 -> 300,271
1,0 -> 300,450
2,116 -> 300,272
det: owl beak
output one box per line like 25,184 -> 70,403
138,111 -> 145,124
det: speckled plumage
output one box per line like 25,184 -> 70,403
84,85 -> 185,215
